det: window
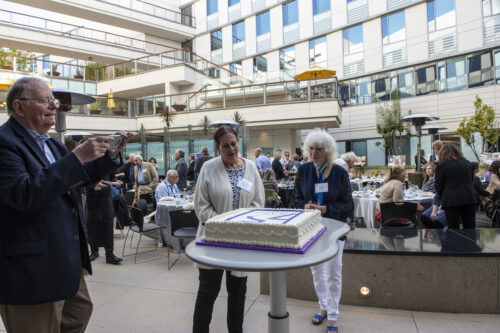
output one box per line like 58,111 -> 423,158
228,0 -> 240,6
256,11 -> 270,36
309,36 -> 327,66
427,0 -> 455,32
446,57 -> 466,91
232,21 -> 245,43
350,78 -> 371,105
416,64 -> 437,95
280,46 -> 295,79
397,69 -> 415,98
211,30 -> 222,51
208,67 -> 220,78
382,11 -> 405,44
207,0 -> 218,15
483,0 -> 500,16
343,24 -> 363,55
229,61 -> 242,75
313,0 -> 330,15
468,51 -> 494,88
283,0 -> 298,26
253,55 -> 267,73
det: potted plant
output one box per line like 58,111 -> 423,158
51,63 -> 60,77
172,102 -> 186,112
89,101 -> 102,114
74,68 -> 84,80
113,100 -> 127,115
0,49 -> 13,70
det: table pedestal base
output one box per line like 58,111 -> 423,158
268,271 -> 289,333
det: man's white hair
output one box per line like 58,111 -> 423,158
340,152 -> 359,164
166,169 -> 177,178
303,128 -> 337,164
135,155 -> 143,161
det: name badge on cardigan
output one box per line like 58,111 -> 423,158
237,178 -> 253,192
315,183 -> 328,193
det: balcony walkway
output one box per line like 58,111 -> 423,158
7,0 -> 195,41
0,9 -> 176,63
1,232 -> 495,333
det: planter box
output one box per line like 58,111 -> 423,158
113,110 -> 127,116
52,71 -> 61,77
73,75 -> 84,80
90,109 -> 102,114
1,65 -> 13,70
172,104 -> 186,112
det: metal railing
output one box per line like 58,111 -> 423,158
0,78 -> 339,118
0,9 -> 175,54
99,0 -> 195,27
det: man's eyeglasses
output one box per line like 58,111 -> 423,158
18,97 -> 60,108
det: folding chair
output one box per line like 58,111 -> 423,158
167,210 -> 199,270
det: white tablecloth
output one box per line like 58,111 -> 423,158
156,201 -> 194,251
352,194 -> 433,228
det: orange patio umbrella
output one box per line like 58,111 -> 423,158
107,88 -> 115,109
0,78 -> 14,90
294,66 -> 336,80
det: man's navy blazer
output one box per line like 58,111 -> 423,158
0,117 -> 118,305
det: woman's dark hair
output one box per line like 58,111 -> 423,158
491,160 -> 500,175
423,162 -> 436,181
214,125 -> 238,148
149,157 -> 157,164
470,162 -> 479,172
438,143 -> 464,161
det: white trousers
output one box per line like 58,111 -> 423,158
310,240 -> 344,321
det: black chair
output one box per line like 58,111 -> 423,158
168,210 -> 199,270
122,206 -> 165,264
491,188 -> 500,227
380,202 -> 417,228
125,190 -> 135,206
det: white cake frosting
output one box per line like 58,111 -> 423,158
203,208 -> 323,249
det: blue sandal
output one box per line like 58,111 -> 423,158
312,313 -> 327,325
326,326 -> 338,332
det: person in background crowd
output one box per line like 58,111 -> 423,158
262,168 -> 278,193
376,165 -> 406,216
272,150 -> 286,180
149,156 -> 159,170
340,152 -> 359,176
134,155 -> 158,199
194,146 -> 212,180
254,147 -> 272,173
420,194 -> 446,229
414,149 -> 427,169
155,169 -> 180,201
435,144 -> 477,229
471,162 -> 492,214
276,149 -> 285,168
486,160 -> 500,195
86,175 -> 123,265
422,163 -> 436,192
174,149 -> 188,191
283,151 -> 293,171
429,140 -> 443,163
0,77 -> 131,332
187,153 -> 196,182
287,153 -> 301,177
193,125 -> 264,333
485,164 -> 493,183
292,128 -> 352,333
266,152 -> 273,163
122,153 -> 136,190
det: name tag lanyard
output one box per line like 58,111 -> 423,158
314,162 -> 327,205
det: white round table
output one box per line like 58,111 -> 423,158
185,218 -> 350,333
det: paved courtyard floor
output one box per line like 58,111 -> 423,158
1,230 -> 499,333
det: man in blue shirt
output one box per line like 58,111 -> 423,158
254,147 -> 271,173
155,169 -> 180,201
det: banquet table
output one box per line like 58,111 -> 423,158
352,193 -> 433,228
156,200 -> 195,251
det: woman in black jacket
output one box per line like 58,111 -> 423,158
435,144 -> 478,229
272,150 -> 286,180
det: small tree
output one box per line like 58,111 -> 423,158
375,91 -> 412,158
457,95 -> 498,162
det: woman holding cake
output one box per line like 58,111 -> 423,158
193,125 -> 265,333
292,128 -> 353,333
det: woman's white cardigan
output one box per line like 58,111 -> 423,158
194,156 -> 265,276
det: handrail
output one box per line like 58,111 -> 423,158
0,9 -> 176,53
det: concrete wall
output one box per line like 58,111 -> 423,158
261,254 -> 500,314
